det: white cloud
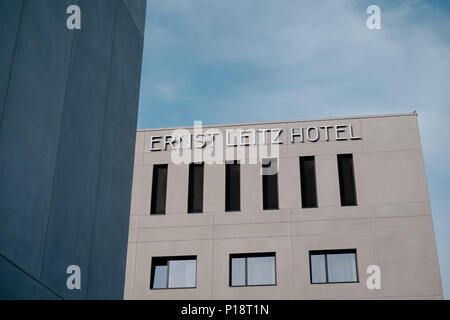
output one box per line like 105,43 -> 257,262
154,80 -> 186,103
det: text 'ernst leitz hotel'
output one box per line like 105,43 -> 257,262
125,113 -> 443,300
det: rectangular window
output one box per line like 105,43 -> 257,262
309,249 -> 358,284
299,156 -> 317,208
262,158 -> 279,210
226,161 -> 240,211
188,163 -> 204,213
337,154 -> 357,206
150,164 -> 168,214
150,256 -> 197,289
230,253 -> 276,287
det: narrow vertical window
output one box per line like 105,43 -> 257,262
337,154 -> 357,206
226,161 -> 240,211
262,158 -> 279,210
150,164 -> 168,215
188,163 -> 204,213
299,156 -> 317,208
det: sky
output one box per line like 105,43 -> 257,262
137,0 -> 450,298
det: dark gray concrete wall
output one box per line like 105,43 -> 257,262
0,0 -> 146,299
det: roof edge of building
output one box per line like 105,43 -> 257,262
137,112 -> 418,132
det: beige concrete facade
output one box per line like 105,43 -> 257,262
124,113 -> 443,300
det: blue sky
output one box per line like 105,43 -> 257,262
137,0 -> 450,298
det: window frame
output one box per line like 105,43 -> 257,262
150,255 -> 197,290
309,249 -> 359,284
229,252 -> 277,287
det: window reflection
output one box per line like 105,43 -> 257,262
168,259 -> 197,288
152,265 -> 168,289
231,257 -> 246,286
327,253 -> 357,283
310,254 -> 326,284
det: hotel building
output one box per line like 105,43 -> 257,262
124,113 -> 443,300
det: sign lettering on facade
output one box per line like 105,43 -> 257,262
149,124 -> 361,151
